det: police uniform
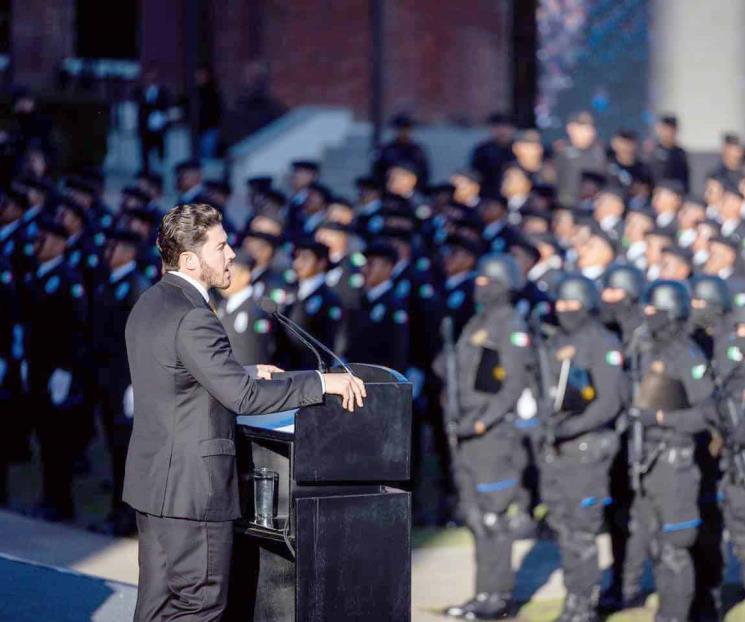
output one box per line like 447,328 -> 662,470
217,286 -> 276,366
23,226 -> 88,520
624,281 -> 714,622
279,274 -> 343,370
372,115 -> 430,189
91,244 -> 149,534
441,254 -> 534,620
0,256 -> 22,503
542,275 -> 625,621
343,279 -> 409,373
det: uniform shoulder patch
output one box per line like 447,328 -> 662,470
370,303 -> 386,322
71,283 -> 85,298
351,252 -> 366,268
328,305 -> 342,321
254,318 -> 271,334
233,311 -> 249,333
44,275 -> 60,294
393,309 -> 408,324
691,363 -> 706,380
418,283 -> 434,299
1,270 -> 12,285
349,273 -> 364,289
510,332 -> 530,347
115,281 -> 130,301
305,295 -> 322,315
447,289 -> 465,309
728,346 -> 743,362
605,350 -> 623,366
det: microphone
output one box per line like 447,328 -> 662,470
260,298 -> 327,372
260,298 -> 355,378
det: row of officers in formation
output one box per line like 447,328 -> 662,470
0,109 -> 744,621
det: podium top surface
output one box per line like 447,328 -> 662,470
237,409 -> 298,435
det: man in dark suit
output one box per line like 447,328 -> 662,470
124,203 -> 365,621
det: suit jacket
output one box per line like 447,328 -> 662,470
123,273 -> 324,521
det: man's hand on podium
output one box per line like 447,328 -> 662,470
244,364 -> 285,380
322,373 -> 366,412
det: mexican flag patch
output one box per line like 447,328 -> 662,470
510,332 -> 530,347
605,350 -> 623,366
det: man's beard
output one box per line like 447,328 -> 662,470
200,256 -> 229,289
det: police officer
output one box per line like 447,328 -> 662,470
372,114 -> 430,189
278,239 -> 342,370
712,300 -> 745,601
216,250 -> 276,366
600,263 -> 646,349
342,242 -> 409,372
540,274 -> 625,622
90,229 -> 149,535
0,253 -> 21,505
597,262 -> 646,611
439,234 -> 478,340
623,280 -> 714,622
23,219 -> 88,521
440,254 -> 533,620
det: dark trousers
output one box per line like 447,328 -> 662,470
540,438 -> 615,602
625,449 -> 700,621
134,512 -> 233,622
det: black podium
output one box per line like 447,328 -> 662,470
227,364 -> 412,622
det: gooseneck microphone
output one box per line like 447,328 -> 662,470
260,298 -> 355,378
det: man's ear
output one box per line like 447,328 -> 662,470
182,251 -> 197,272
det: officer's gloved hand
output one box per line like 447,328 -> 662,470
463,505 -> 486,538
48,368 -> 72,406
631,407 -> 660,427
123,385 -> 134,419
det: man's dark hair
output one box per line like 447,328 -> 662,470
157,203 -> 222,271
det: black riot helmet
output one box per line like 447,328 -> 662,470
602,262 -> 646,302
474,253 -> 524,307
689,274 -> 731,313
556,273 -> 600,312
643,279 -> 691,321
476,253 -> 525,291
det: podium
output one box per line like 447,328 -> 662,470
226,364 -> 412,622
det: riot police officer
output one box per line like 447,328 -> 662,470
441,254 -> 534,621
623,280 -> 714,622
712,299 -> 745,602
598,262 -> 646,611
540,274 -> 625,622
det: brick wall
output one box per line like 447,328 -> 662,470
11,0 -> 75,89
9,0 -> 512,125
210,0 -> 510,123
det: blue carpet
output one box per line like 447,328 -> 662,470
0,554 -> 136,622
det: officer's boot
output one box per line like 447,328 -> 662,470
557,593 -> 598,622
444,593 -> 489,618
464,593 -> 513,620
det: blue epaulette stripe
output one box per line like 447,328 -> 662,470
662,518 -> 702,533
476,478 -> 518,493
